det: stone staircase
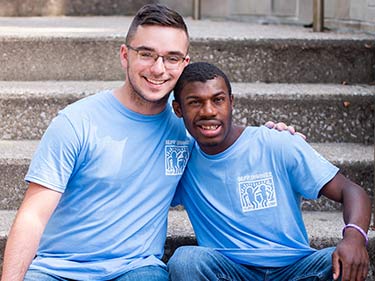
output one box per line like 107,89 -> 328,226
0,4 -> 375,280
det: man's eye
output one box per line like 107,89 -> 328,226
214,97 -> 225,103
166,56 -> 182,63
188,100 -> 200,106
139,51 -> 154,59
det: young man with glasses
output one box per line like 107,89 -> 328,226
1,4 -> 190,281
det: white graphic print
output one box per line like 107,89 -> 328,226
165,144 -> 189,176
238,172 -> 277,212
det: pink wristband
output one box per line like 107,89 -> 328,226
342,223 -> 368,247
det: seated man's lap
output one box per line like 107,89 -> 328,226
269,247 -> 335,281
24,268 -> 70,281
168,246 -> 335,281
24,265 -> 168,281
114,265 -> 168,281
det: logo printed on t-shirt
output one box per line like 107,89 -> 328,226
238,172 -> 277,212
165,140 -> 190,176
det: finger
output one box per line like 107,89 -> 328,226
295,132 -> 307,140
264,121 -> 276,129
275,122 -> 287,131
360,259 -> 369,281
349,263 -> 359,281
332,252 -> 341,280
340,260 -> 354,281
287,125 -> 296,134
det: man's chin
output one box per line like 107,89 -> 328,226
148,94 -> 171,104
135,90 -> 171,104
197,139 -> 219,148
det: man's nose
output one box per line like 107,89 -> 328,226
201,101 -> 216,116
150,56 -> 166,74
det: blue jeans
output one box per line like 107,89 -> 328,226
168,246 -> 336,281
24,265 -> 168,281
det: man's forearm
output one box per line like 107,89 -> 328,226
342,181 -> 371,233
1,214 -> 43,281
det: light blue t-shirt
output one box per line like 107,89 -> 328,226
173,126 -> 339,267
25,90 -> 192,280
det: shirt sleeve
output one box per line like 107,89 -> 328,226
279,133 -> 339,199
25,112 -> 81,193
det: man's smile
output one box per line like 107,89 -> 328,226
195,120 -> 222,137
145,77 -> 169,85
200,124 -> 220,130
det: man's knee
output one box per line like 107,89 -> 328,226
319,247 -> 336,267
303,247 -> 335,280
24,268 -> 63,281
169,246 -> 211,267
168,246 -> 219,276
169,246 -> 228,280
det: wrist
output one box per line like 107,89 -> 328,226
342,223 -> 368,247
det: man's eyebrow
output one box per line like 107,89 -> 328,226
135,46 -> 185,56
132,45 -> 154,51
185,94 -> 199,99
167,51 -> 186,56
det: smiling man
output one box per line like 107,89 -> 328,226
168,62 -> 371,281
1,4 -> 191,281
115,22 -> 189,114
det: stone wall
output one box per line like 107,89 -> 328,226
161,0 -> 375,33
0,0 -> 374,33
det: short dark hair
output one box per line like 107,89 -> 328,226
173,62 -> 232,103
126,4 -> 189,45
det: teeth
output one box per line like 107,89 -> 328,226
201,125 -> 219,130
147,78 -> 165,85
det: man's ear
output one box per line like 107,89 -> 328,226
172,100 -> 183,118
183,54 -> 191,67
230,94 -> 234,110
120,44 -> 128,70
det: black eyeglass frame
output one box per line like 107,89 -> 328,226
126,45 -> 187,67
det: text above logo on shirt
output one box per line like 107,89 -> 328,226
165,139 -> 190,146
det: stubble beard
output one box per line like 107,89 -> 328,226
127,67 -> 170,107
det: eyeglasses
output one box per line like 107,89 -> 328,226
126,45 -> 187,70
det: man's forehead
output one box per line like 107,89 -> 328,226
182,78 -> 229,96
134,24 -> 188,38
130,25 -> 188,51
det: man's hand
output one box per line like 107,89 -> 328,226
332,234 -> 369,281
264,121 -> 306,140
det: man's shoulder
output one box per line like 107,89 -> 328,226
61,90 -> 112,115
253,125 -> 299,141
244,126 -> 303,153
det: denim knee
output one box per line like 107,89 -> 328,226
287,247 -> 335,281
114,265 -> 168,281
24,268 -> 67,281
168,246 -> 219,280
168,246 -> 207,269
168,246 -> 258,281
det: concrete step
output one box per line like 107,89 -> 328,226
0,17 -> 374,83
0,140 -> 372,211
0,0 -> 149,17
1,210 -> 375,279
0,81 -> 373,143
0,81 -> 121,140
233,83 -> 374,144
